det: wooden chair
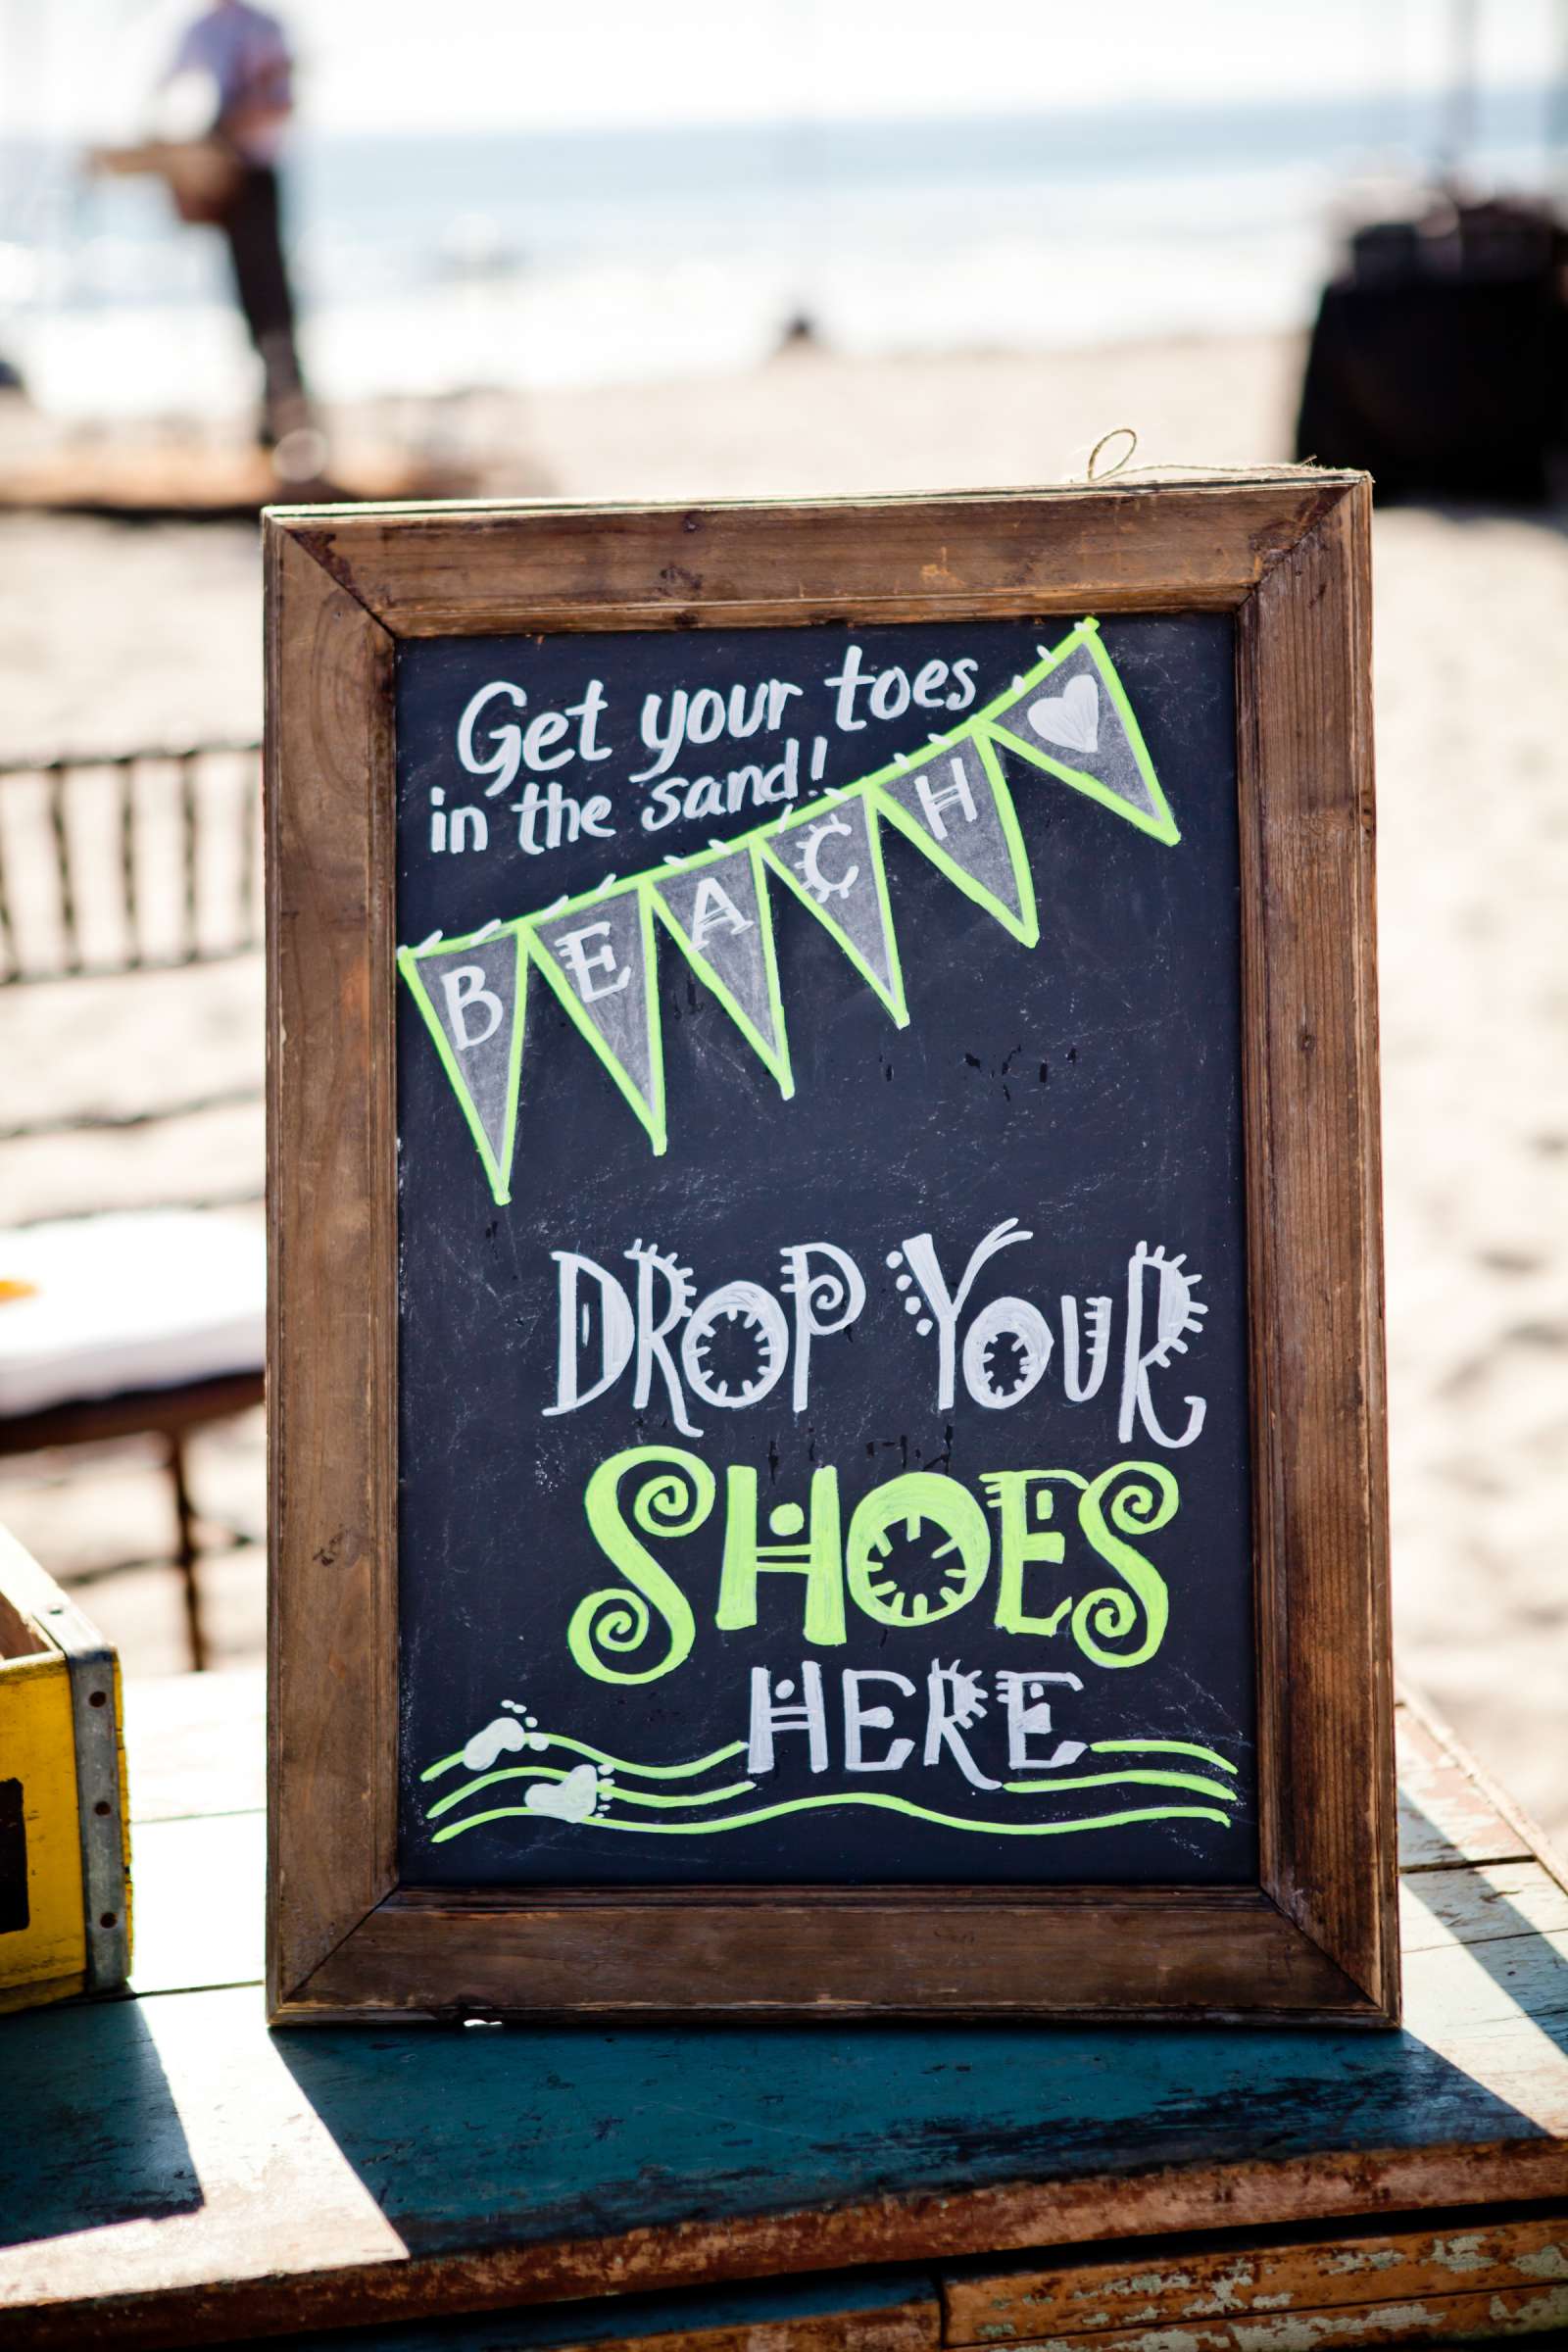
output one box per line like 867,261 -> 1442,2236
0,743 -> 265,1669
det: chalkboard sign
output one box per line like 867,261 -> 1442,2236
266,481 -> 1398,2023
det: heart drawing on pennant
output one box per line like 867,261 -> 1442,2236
1027,671 -> 1100,757
524,1761 -> 601,1824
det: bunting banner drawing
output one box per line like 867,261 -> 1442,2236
977,618 -> 1179,844
650,840 -> 794,1101
400,618 -> 1179,1200
397,923 -> 528,1206
529,887 -> 667,1157
868,728 -> 1038,949
759,787 -> 908,1028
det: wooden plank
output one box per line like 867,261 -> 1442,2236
297,1886 -> 1366,2024
1398,1685 -> 1568,1889
265,524 -> 400,2011
273,480 -> 1354,636
1236,478 -> 1398,2022
5,1855 -> 1568,2349
126,1812 -> 263,1995
941,2280 -> 1568,2350
335,1886 -> 1365,2024
1398,1862 -> 1568,1956
943,2210 -> 1568,2342
1396,1701 -> 1532,1873
121,1669 -> 264,1824
0,439 -> 477,520
279,2270 -> 941,2352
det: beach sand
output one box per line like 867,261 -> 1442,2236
1,329 -> 1564,1838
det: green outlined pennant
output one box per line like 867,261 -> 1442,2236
760,790 -> 908,1028
397,924 -> 527,1205
870,730 -> 1038,948
981,618 -> 1180,846
529,885 -> 667,1155
651,841 -> 794,1098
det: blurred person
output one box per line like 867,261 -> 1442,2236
157,0 -> 312,456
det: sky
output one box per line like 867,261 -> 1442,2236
6,0 -> 1567,136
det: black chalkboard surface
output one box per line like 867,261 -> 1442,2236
394,612 -> 1255,1889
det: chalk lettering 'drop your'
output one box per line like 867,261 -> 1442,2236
550,1221 -> 1208,1450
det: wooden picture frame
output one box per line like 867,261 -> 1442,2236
265,475 -> 1397,2025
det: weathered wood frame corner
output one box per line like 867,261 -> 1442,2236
265,475 -> 1396,2025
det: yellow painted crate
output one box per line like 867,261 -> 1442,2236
0,1528 -> 131,2012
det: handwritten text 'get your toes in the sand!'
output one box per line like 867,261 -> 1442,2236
426,649 -> 985,858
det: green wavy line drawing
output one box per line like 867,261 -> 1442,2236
428,1764 -> 756,1819
603,1779 -> 756,1809
428,1762 -> 1231,1827
1003,1767 -> 1234,1800
420,1734 -> 749,1786
1093,1739 -> 1239,1774
426,1765 -> 560,1818
430,1791 -> 1231,1842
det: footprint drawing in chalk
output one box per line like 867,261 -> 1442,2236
1028,671 -> 1099,757
524,1761 -> 612,1824
463,1715 -> 526,1771
463,1710 -> 551,1771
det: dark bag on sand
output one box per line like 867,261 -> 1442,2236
1296,197 -> 1568,503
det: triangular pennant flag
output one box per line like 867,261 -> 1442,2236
529,887 -> 666,1154
871,730 -> 1038,948
982,620 -> 1180,845
398,925 -> 527,1205
761,791 -> 907,1027
651,842 -> 793,1097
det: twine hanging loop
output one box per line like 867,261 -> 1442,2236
1086,426 -> 1138,482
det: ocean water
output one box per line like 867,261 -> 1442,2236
1,85 -> 1559,416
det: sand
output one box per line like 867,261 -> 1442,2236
1,330 -> 1564,1838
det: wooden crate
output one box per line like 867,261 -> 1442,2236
0,1528 -> 130,2011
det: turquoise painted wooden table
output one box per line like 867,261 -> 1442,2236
2,1674 -> 1567,2350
